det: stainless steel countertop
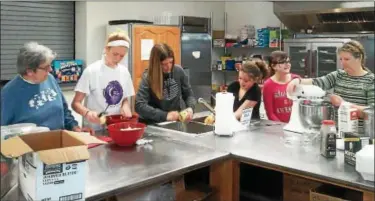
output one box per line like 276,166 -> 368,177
2,113 -> 374,200
1,135 -> 228,201
146,118 -> 375,192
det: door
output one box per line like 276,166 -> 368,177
132,25 -> 181,93
312,41 -> 349,77
181,33 -> 212,104
284,42 -> 312,78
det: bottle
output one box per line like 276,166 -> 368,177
320,120 -> 337,158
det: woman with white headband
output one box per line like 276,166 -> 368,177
72,31 -> 135,131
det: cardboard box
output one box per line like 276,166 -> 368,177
283,174 -> 322,201
1,130 -> 106,201
310,185 -> 362,201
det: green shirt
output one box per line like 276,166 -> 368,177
312,69 -> 375,133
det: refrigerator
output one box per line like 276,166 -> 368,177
179,16 -> 212,108
284,35 -> 374,78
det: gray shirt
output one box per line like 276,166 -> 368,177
135,65 -> 196,124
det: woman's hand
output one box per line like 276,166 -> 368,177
179,108 -> 194,122
72,126 -> 95,135
85,111 -> 101,124
329,94 -> 344,107
121,105 -> 132,118
286,78 -> 301,97
167,111 -> 179,121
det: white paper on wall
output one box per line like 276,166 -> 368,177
141,39 -> 154,60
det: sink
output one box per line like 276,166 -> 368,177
154,121 -> 213,135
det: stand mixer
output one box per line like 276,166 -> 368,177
284,85 -> 330,134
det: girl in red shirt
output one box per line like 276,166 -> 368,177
262,51 -> 300,123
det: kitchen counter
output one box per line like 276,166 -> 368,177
1,135 -> 229,201
2,113 -> 374,201
146,118 -> 374,193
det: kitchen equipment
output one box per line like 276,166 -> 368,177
214,92 -> 246,136
98,104 -> 110,118
198,98 -> 215,115
106,114 -> 139,125
299,100 -> 334,128
284,85 -> 327,134
363,104 -> 374,139
320,120 -> 336,158
107,122 -> 146,146
356,144 -> 374,182
180,16 -> 212,110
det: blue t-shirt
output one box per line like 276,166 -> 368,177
1,74 -> 78,130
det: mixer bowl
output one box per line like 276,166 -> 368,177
299,100 -> 334,128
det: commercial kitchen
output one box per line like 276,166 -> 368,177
1,1 -> 374,201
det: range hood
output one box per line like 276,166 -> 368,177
274,1 -> 375,33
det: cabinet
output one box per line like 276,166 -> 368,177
284,38 -> 351,78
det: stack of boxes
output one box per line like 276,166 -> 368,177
256,28 -> 270,48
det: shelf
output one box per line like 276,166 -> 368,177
213,46 -> 280,50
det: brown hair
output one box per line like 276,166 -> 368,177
148,43 -> 175,99
105,30 -> 131,48
241,59 -> 269,82
338,40 -> 368,71
268,51 -> 289,76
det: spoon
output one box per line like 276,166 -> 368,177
98,105 -> 110,117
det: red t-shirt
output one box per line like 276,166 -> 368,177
262,74 -> 300,123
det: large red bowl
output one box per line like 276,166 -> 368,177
106,114 -> 139,126
107,122 -> 146,146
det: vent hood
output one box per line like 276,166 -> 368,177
274,1 -> 375,33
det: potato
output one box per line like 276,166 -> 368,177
100,115 -> 107,125
179,110 -> 189,122
204,115 -> 215,125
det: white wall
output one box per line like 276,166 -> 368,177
224,2 -> 281,36
78,1 -> 225,65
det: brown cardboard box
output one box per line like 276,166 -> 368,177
283,174 -> 322,201
1,130 -> 107,201
310,185 -> 363,201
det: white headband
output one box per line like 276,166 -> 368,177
107,40 -> 130,48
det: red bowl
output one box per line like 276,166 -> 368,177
107,122 -> 146,146
106,114 -> 139,125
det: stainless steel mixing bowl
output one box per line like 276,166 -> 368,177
299,100 -> 334,128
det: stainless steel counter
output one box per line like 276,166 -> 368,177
146,120 -> 375,192
1,135 -> 228,201
2,114 -> 374,200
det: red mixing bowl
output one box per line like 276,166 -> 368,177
107,122 -> 146,146
106,114 -> 139,125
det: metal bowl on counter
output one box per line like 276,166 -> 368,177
299,100 -> 334,128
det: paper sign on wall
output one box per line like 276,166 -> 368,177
141,39 -> 154,60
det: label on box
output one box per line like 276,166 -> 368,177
344,133 -> 369,166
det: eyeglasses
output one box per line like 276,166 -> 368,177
37,64 -> 52,72
277,60 -> 291,64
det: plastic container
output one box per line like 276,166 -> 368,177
106,114 -> 139,126
320,120 -> 336,158
356,144 -> 374,181
107,122 -> 146,146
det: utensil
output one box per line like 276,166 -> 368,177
98,105 -> 110,117
198,98 -> 215,115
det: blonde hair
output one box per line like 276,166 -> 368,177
338,40 -> 368,71
148,43 -> 175,99
241,60 -> 269,81
105,29 -> 131,47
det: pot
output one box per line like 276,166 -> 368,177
363,104 -> 374,138
299,100 -> 334,128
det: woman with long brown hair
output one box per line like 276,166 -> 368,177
135,43 -> 196,124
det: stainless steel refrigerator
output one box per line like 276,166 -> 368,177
179,16 -> 212,110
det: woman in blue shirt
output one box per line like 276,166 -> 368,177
1,42 -> 93,133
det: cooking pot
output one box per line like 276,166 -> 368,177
363,104 -> 374,139
299,100 -> 334,128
